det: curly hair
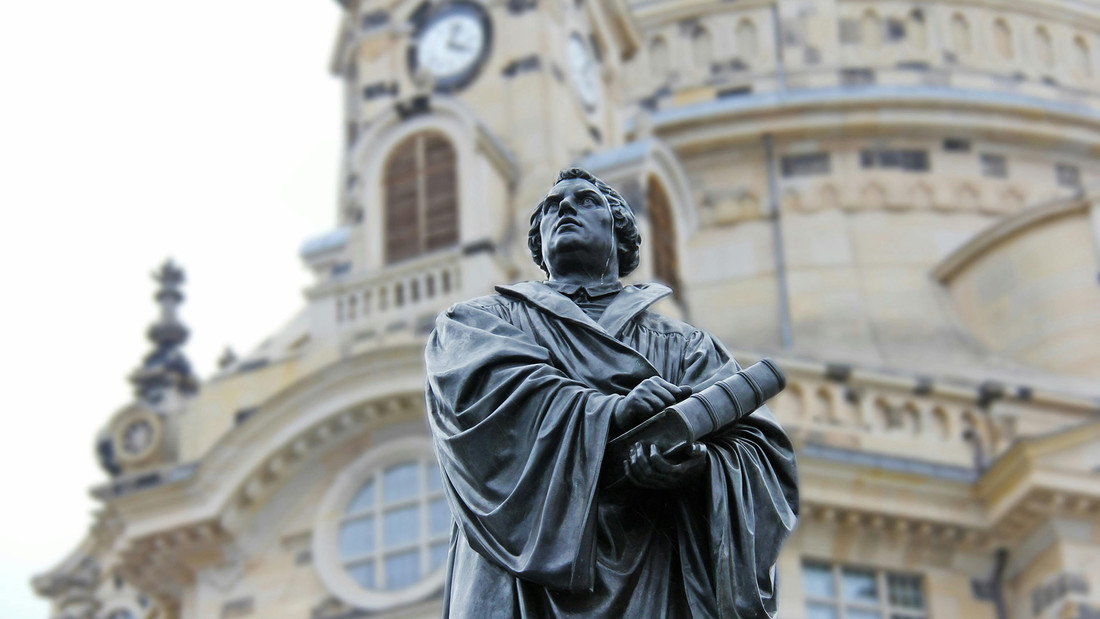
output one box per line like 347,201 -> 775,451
528,167 -> 641,278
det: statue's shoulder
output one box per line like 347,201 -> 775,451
632,308 -> 700,338
446,293 -> 514,316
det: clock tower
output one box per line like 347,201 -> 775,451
305,0 -> 642,295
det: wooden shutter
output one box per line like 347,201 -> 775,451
423,134 -> 458,252
383,132 -> 459,263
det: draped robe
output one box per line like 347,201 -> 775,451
425,282 -> 799,618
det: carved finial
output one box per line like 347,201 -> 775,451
130,260 -> 198,403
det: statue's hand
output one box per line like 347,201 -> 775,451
624,442 -> 707,490
612,377 -> 692,436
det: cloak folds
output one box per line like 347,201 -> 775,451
425,282 -> 799,618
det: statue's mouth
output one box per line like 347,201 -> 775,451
556,217 -> 581,231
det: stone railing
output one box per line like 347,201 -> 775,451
759,360 -> 1018,469
305,246 -> 508,343
333,253 -> 464,334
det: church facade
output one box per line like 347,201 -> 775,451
34,1 -> 1100,618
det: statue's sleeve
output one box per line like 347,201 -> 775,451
425,301 -> 618,592
677,331 -> 800,618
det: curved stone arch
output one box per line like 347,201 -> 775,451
580,137 -> 698,252
818,183 -> 841,211
353,99 -> 518,272
951,183 -> 981,211
907,181 -> 934,211
176,343 -> 431,533
999,186 -> 1026,212
859,181 -> 888,210
646,140 -> 699,235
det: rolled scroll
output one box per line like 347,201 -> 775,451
601,358 -> 786,490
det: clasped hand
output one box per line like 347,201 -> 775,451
612,377 -> 707,490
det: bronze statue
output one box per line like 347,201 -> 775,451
426,168 -> 799,617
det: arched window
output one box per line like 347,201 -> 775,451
1035,26 -> 1054,67
338,459 -> 450,592
1074,35 -> 1092,77
650,36 -> 670,77
646,177 -> 681,298
736,19 -> 758,60
951,14 -> 972,55
908,10 -> 928,50
691,26 -> 712,68
861,10 -> 882,50
384,132 -> 458,264
993,18 -> 1013,60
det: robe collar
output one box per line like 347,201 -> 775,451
542,280 -> 623,299
495,281 -> 673,338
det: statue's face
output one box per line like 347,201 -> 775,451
539,177 -> 616,276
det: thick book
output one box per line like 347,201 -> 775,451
601,358 -> 786,490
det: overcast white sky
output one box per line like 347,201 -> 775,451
0,2 -> 343,615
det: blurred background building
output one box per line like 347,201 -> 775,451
33,0 -> 1100,617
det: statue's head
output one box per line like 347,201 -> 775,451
528,167 -> 640,279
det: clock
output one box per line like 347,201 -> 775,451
567,33 -> 601,112
112,408 -> 163,464
409,2 -> 492,93
122,419 -> 154,456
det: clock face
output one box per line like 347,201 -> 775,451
412,3 -> 491,92
567,33 -> 601,111
122,419 -> 154,456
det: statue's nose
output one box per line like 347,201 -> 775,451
559,198 -> 577,214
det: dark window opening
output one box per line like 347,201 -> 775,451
383,132 -> 459,264
1056,163 -> 1081,187
980,154 -> 1007,178
781,153 -> 831,177
943,138 -> 971,152
860,149 -> 929,172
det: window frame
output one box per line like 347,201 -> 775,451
802,560 -> 928,619
314,435 -> 452,611
383,132 -> 460,264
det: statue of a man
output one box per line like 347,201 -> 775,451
426,168 -> 798,617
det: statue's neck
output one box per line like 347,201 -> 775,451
547,271 -> 619,288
